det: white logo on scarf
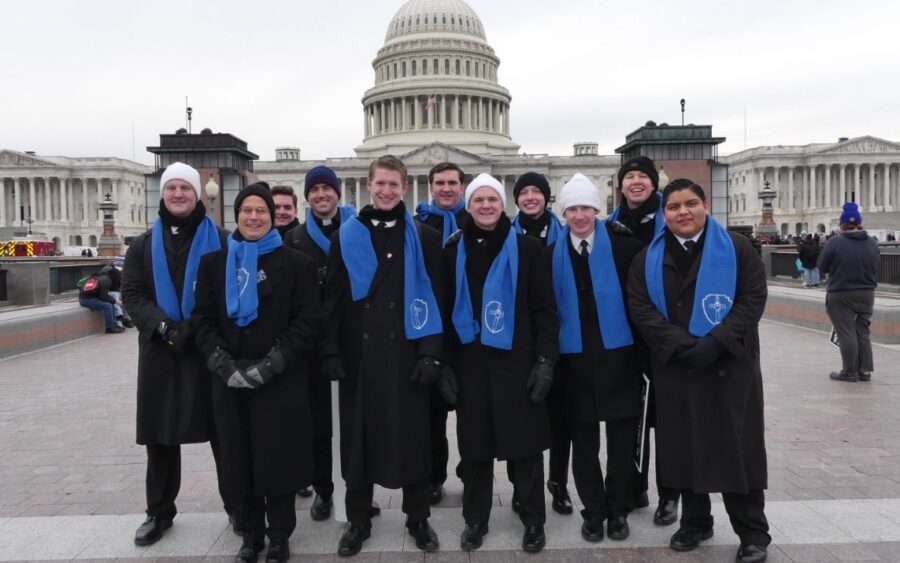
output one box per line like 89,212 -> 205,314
701,294 -> 733,326
236,267 -> 250,297
257,269 -> 267,283
410,299 -> 428,330
484,300 -> 505,334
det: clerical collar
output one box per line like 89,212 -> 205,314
369,218 -> 398,228
569,231 -> 596,254
674,228 -> 704,250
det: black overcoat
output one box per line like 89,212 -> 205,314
549,225 -> 644,423
285,222 -> 333,440
122,225 -> 228,446
322,216 -> 445,488
192,245 -> 321,496
444,232 -> 559,462
627,231 -> 768,494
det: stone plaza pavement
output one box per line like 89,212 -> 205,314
1,318 -> 900,562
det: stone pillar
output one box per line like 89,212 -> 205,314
787,168 -> 794,211
453,96 -> 459,128
13,178 -> 21,225
0,178 -> 6,227
854,164 -> 861,204
883,163 -> 892,211
43,177 -> 52,221
413,176 -> 419,209
28,177 -> 36,224
414,96 -> 420,129
809,166 -> 817,209
81,178 -> 89,224
61,178 -> 68,222
97,178 -> 105,222
868,163 -> 876,209
839,164 -> 846,204
824,165 -> 832,209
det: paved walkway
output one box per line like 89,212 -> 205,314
1,319 -> 900,561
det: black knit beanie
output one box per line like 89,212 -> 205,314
617,156 -> 659,190
234,182 -> 275,223
513,172 -> 551,206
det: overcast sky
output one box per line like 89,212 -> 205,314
2,0 -> 899,166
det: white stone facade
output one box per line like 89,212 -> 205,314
0,150 -> 152,249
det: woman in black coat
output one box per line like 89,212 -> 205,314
442,173 -> 559,554
192,184 -> 321,563
548,173 -> 644,543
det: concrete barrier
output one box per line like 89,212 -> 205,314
0,302 -> 106,358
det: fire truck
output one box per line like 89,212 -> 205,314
0,239 -> 56,257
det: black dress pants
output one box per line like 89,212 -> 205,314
311,435 -> 334,498
238,493 -> 296,542
546,383 -> 572,484
346,482 -> 430,526
145,438 -> 232,519
463,454 -> 545,528
570,418 -> 636,522
429,391 -> 450,487
680,490 -> 771,546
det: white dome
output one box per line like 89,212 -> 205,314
386,0 -> 486,42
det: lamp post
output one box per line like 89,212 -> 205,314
25,215 -> 33,237
757,179 -> 778,237
205,176 -> 220,224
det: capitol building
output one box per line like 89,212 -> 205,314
1,0 -> 899,248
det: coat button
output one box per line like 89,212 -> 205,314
364,302 -> 371,309
362,333 -> 369,340
718,369 -> 727,377
389,302 -> 396,309
389,332 -> 396,339
676,300 -> 683,307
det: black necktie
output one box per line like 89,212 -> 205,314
377,220 -> 389,230
580,240 -> 589,257
683,240 -> 696,254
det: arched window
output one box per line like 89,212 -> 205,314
434,59 -> 439,73
402,61 -> 407,77
445,59 -> 449,74
455,59 -> 460,74
466,60 -> 470,76
411,60 -> 416,75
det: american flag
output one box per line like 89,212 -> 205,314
423,94 -> 437,111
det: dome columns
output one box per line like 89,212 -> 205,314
363,94 -> 510,139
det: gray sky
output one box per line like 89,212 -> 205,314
2,0 -> 899,166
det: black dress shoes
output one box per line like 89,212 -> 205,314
737,543 -> 768,562
607,515 -> 630,540
134,515 -> 173,546
460,522 -> 489,551
337,523 -> 371,557
546,480 -> 574,515
669,527 -> 714,551
235,540 -> 265,563
829,370 -> 859,382
265,538 -> 290,563
653,498 -> 679,526
522,525 -> 546,553
633,491 -> 650,508
580,519 -> 604,542
407,520 -> 439,552
430,483 -> 444,505
310,494 -> 333,521
297,486 -> 313,498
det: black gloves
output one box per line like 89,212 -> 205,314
162,321 -> 194,355
438,365 -> 459,405
678,336 -> 726,370
244,342 -> 291,386
322,355 -> 347,381
207,347 -> 257,389
526,356 -> 555,403
410,356 -> 443,385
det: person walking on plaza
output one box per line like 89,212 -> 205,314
414,161 -> 468,505
550,173 -> 644,542
283,165 -> 358,519
610,155 -> 680,526
819,202 -> 880,382
510,171 -> 572,516
627,179 -> 770,563
443,173 -> 559,553
798,233 -> 821,287
271,185 -> 301,238
323,155 -> 446,556
192,183 -> 321,563
122,162 -> 231,546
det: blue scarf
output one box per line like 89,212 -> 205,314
306,205 -> 357,254
338,211 -> 442,339
513,210 -> 563,246
645,216 -> 737,337
225,229 -> 283,327
552,221 -> 633,353
415,199 -> 463,242
608,197 -> 665,237
451,227 -> 519,350
151,216 -> 221,321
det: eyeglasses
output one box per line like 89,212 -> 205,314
238,207 -> 269,216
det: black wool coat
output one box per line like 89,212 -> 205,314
122,225 -> 228,446
444,231 -> 559,462
322,216 -> 445,488
192,245 -> 322,497
549,225 -> 644,424
627,230 -> 768,494
285,221 -> 335,440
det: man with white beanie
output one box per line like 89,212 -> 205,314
549,173 -> 645,542
441,173 -> 559,553
122,162 -> 232,546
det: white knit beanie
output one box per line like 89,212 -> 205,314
465,173 -> 507,208
559,173 -> 602,212
159,162 -> 201,198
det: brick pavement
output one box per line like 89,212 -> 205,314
1,319 -> 899,561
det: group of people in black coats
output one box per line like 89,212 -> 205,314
122,155 -> 771,563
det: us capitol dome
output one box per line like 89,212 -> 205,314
354,0 -> 520,157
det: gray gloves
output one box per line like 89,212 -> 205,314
244,343 -> 290,386
526,356 -> 555,403
207,347 -> 256,389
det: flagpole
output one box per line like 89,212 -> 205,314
331,380 -> 347,522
